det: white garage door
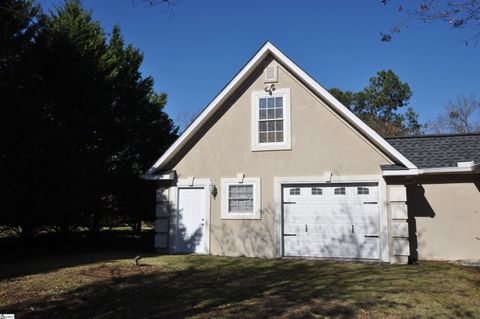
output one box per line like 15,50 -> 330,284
283,183 -> 380,259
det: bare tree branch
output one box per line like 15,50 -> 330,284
175,110 -> 201,132
131,0 -> 180,13
429,94 -> 480,133
382,0 -> 480,46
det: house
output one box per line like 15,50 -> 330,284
144,42 -> 480,263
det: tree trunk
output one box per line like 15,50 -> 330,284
90,213 -> 101,240
20,223 -> 34,240
132,220 -> 142,236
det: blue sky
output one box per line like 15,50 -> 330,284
38,0 -> 480,130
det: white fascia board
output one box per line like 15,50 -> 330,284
421,164 -> 480,175
142,171 -> 176,180
382,164 -> 480,176
382,169 -> 418,176
147,42 -> 417,174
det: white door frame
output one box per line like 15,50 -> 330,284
273,175 -> 390,262
170,178 -> 211,254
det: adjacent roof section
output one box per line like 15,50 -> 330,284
146,42 -> 417,175
385,133 -> 480,169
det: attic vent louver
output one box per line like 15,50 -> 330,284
264,64 -> 277,83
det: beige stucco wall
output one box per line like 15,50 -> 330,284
169,56 -> 394,258
408,179 -> 480,260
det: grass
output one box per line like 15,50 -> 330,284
0,253 -> 479,319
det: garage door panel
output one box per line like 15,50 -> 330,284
284,214 -> 354,224
284,234 -> 380,258
354,222 -> 380,235
283,184 -> 381,259
284,223 -> 354,234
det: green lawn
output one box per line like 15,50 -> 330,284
1,253 -> 479,318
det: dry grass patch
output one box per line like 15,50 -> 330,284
1,254 -> 479,318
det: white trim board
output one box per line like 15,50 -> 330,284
382,163 -> 480,176
146,42 -> 416,175
273,175 -> 390,263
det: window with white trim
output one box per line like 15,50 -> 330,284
221,177 -> 261,219
334,187 -> 346,195
251,88 -> 291,151
311,187 -> 323,195
357,187 -> 369,195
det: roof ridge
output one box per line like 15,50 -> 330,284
385,132 -> 480,139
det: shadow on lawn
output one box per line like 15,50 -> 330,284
0,231 -> 155,280
5,256 -> 473,319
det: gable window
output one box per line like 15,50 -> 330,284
357,187 -> 369,195
334,187 -> 346,195
258,96 -> 284,143
251,88 -> 291,151
221,177 -> 261,219
289,188 -> 301,195
311,187 -> 323,195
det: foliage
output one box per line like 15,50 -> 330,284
0,0 -> 43,237
429,94 -> 480,133
0,0 -> 178,238
0,0 -> 40,81
381,0 -> 480,46
330,70 -> 423,136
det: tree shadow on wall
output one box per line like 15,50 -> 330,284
174,206 -> 204,253
211,204 -> 381,260
284,204 -> 381,260
406,185 -> 436,262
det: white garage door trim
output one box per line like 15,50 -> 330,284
274,176 -> 390,262
170,178 -> 211,254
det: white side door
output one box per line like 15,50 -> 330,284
176,187 -> 206,253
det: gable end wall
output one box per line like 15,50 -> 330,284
169,56 -> 395,258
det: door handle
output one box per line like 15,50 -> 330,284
305,224 -> 308,232
351,225 -> 354,233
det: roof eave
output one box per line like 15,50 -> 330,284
141,170 -> 176,181
382,163 -> 480,177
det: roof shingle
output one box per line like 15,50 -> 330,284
385,133 -> 480,169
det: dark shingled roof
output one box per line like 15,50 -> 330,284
384,133 -> 480,169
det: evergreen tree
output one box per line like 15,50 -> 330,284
330,70 -> 423,136
0,0 -> 178,237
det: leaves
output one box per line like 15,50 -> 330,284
330,70 -> 422,137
